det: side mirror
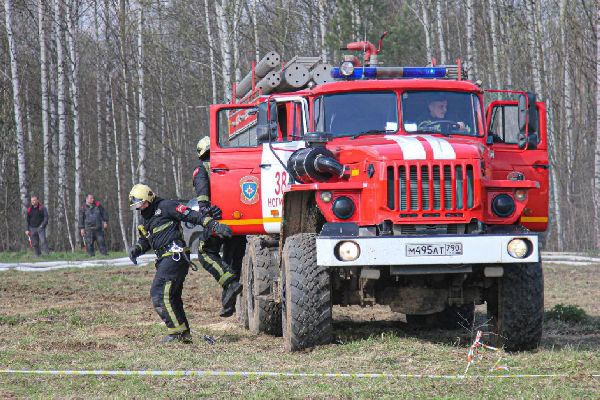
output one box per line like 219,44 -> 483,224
517,92 -> 539,149
257,101 -> 278,143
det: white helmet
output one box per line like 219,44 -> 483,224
196,137 -> 210,158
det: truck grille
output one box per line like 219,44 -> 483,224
386,163 -> 475,213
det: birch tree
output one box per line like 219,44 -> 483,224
203,0 -> 217,103
215,0 -> 233,101
435,0 -> 446,64
137,1 -> 146,183
465,0 -> 477,79
67,0 -> 82,243
4,0 -> 29,215
594,2 -> 600,248
38,0 -> 50,207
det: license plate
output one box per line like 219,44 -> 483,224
406,243 -> 463,257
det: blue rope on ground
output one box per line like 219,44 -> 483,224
1,369 -> 596,379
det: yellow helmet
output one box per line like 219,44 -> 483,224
196,136 -> 210,158
129,183 -> 155,210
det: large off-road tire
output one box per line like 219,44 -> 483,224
487,261 -> 544,351
406,303 -> 475,330
282,233 -> 332,351
236,253 -> 249,329
246,236 -> 281,336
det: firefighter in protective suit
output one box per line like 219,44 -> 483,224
194,137 -> 246,317
127,183 -> 232,344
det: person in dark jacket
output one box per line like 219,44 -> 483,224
79,194 -> 109,256
127,183 -> 232,344
25,196 -> 49,256
194,137 -> 246,318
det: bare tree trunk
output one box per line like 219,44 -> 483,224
594,3 -> 600,249
318,0 -> 327,63
38,0 -> 50,206
4,0 -> 29,216
232,0 -> 242,83
119,0 -> 136,182
487,0 -> 500,87
203,0 -> 217,103
215,0 -> 232,101
67,0 -> 82,246
435,0 -> 446,64
420,0 -> 433,63
94,0 -> 104,169
110,76 -> 130,251
54,0 -> 71,248
466,0 -> 477,79
560,0 -> 574,198
137,2 -> 146,183
252,0 -> 260,62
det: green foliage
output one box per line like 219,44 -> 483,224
545,304 -> 588,324
0,315 -> 21,325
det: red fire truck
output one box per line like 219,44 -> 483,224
207,39 -> 548,352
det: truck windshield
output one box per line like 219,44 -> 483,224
401,91 -> 482,136
314,91 -> 398,137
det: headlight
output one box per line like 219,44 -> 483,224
336,241 -> 360,261
332,196 -> 355,220
507,239 -> 530,258
340,61 -> 355,77
492,194 -> 515,217
514,189 -> 527,201
320,191 -> 333,203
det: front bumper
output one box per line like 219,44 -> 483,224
316,234 -> 539,267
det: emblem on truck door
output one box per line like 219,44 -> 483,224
240,175 -> 260,205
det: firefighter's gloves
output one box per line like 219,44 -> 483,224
208,205 -> 223,220
207,220 -> 232,239
129,245 -> 143,265
201,205 -> 222,220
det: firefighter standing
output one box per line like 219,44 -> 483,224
128,183 -> 232,343
194,137 -> 246,317
79,194 -> 109,256
25,196 -> 50,256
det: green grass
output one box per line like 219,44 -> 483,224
0,250 -> 127,263
0,263 -> 598,398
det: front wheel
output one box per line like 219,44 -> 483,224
487,261 -> 544,351
282,233 -> 332,351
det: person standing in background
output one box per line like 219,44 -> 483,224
79,193 -> 109,256
25,195 -> 49,256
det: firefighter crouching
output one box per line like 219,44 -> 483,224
194,137 -> 246,317
127,183 -> 232,344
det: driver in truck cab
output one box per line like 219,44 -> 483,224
418,93 -> 469,134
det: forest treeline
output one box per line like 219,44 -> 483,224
0,0 -> 597,252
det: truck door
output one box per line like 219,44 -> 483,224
485,91 -> 549,231
210,97 -> 308,234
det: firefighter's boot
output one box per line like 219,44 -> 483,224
160,330 -> 193,344
220,280 -> 242,317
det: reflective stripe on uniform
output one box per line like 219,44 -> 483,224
163,281 -> 181,329
202,217 -> 213,226
137,224 -> 149,238
196,195 -> 210,202
167,324 -> 187,334
218,271 -> 234,286
153,221 -> 174,234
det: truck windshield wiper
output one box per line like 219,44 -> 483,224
351,129 -> 386,139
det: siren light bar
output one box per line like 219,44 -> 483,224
331,66 -> 450,80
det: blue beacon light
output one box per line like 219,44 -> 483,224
331,66 -> 447,80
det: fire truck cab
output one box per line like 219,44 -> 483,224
207,44 -> 547,352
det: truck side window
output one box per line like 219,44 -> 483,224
217,108 -> 258,148
490,105 -> 520,144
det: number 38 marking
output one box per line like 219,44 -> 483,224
274,171 -> 287,195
